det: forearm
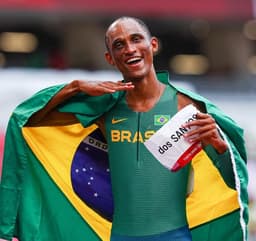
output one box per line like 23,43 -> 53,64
28,80 -> 81,125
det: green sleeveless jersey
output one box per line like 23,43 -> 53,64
104,84 -> 190,236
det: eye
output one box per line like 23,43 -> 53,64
113,41 -> 124,50
132,35 -> 143,43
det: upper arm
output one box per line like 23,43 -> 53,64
177,92 -> 206,113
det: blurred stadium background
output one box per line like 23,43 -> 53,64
0,0 -> 255,240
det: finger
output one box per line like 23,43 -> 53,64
102,81 -> 133,87
185,125 -> 219,144
184,129 -> 215,143
100,81 -> 134,90
185,122 -> 216,137
184,121 -> 218,144
185,115 -> 215,128
196,112 -> 211,119
116,80 -> 134,86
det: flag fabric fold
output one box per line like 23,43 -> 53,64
0,72 -> 248,241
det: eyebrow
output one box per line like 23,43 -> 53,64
112,33 -> 144,44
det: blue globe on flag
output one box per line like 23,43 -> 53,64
71,128 -> 114,221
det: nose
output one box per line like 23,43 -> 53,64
124,42 -> 136,54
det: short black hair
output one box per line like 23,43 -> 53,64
104,16 -> 152,52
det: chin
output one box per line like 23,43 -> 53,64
125,75 -> 144,82
124,70 -> 148,81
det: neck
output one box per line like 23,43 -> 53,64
125,75 -> 165,112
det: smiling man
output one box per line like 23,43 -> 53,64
0,17 -> 248,241
99,17 -> 231,241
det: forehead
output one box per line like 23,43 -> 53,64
106,19 -> 148,42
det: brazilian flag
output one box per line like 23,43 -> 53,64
0,72 -> 249,241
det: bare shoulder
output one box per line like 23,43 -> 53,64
177,92 -> 206,112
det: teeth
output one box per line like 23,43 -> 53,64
126,57 -> 141,64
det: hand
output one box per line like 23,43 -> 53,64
183,112 -> 227,154
76,80 -> 134,96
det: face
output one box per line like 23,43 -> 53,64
105,18 -> 159,81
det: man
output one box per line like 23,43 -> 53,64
0,17 -> 248,241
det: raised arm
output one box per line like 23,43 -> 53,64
177,92 -> 227,154
28,79 -> 134,125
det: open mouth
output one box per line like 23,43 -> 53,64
126,57 -> 142,65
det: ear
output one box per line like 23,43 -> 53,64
105,51 -> 115,66
151,37 -> 159,55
